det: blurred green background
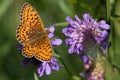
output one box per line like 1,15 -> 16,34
0,0 -> 120,80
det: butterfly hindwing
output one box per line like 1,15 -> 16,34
35,36 -> 52,61
22,44 -> 35,58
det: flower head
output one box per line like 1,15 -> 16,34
38,57 -> 62,77
86,58 -> 105,80
62,14 -> 110,62
18,26 -> 62,77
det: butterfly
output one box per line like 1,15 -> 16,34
16,3 -> 52,62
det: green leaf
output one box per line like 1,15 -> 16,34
114,0 -> 120,16
110,17 -> 120,68
34,73 -> 39,80
105,61 -> 120,80
57,0 -> 73,16
106,0 -> 110,21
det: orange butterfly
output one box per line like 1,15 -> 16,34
16,3 -> 52,62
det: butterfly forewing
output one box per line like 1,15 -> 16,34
16,3 -> 44,45
20,3 -> 44,28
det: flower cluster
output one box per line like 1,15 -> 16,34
17,13 -> 110,79
62,14 -> 110,63
38,57 -> 61,77
86,58 -> 105,80
18,26 -> 62,77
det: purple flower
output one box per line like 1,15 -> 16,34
62,14 -> 110,62
18,26 -> 62,77
45,26 -> 62,45
38,57 -> 62,77
86,58 -> 105,80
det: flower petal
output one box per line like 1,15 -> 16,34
45,63 -> 51,75
51,39 -> 62,46
101,30 -> 108,38
45,26 -> 55,33
65,38 -> 72,45
68,43 -> 75,54
83,14 -> 90,22
74,15 -> 81,22
38,66 -> 44,77
48,33 -> 54,38
81,54 -> 89,64
49,26 -> 55,33
99,20 -> 110,30
66,16 -> 74,24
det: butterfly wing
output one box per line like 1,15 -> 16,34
22,36 -> 52,60
35,36 -> 52,61
22,44 -> 36,58
16,3 -> 52,61
16,3 -> 44,45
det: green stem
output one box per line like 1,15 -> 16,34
54,49 -> 81,80
54,49 -> 73,76
34,73 -> 39,80
106,0 -> 110,21
59,57 -> 73,76
53,22 -> 68,27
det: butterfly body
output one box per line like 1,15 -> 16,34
16,3 -> 52,62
